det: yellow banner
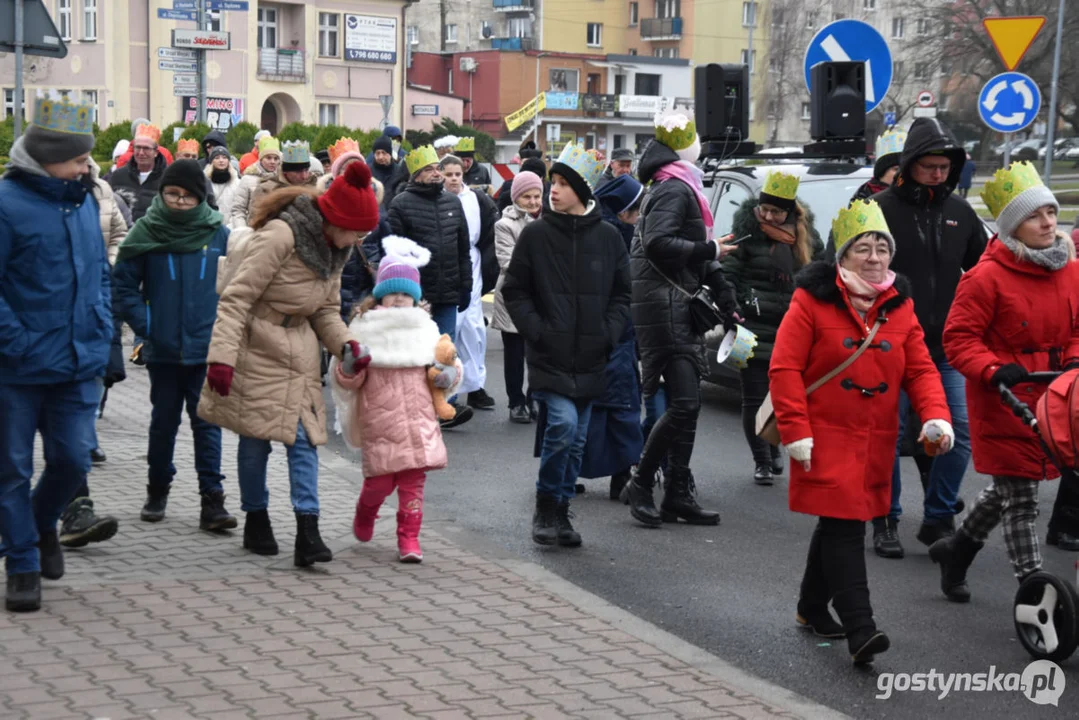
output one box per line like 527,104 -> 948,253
505,92 -> 547,132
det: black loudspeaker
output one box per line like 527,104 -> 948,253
809,61 -> 866,140
694,63 -> 749,141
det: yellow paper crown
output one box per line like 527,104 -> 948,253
876,129 -> 907,158
555,142 -> 605,190
980,161 -> 1046,219
328,137 -> 360,164
176,138 -> 200,155
455,137 -> 476,153
258,136 -> 281,156
654,112 -> 697,151
281,140 -> 311,164
406,145 -> 440,175
762,170 -> 800,201
832,199 -> 892,253
134,123 -> 162,144
32,96 -> 94,136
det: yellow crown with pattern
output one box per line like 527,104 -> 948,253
32,96 -> 94,136
555,142 -> 606,190
281,140 -> 310,164
762,170 -> 800,201
980,161 -> 1045,219
406,145 -> 440,175
876,128 -> 907,158
832,199 -> 892,252
258,136 -> 281,156
328,137 -> 360,164
654,112 -> 697,151
455,136 -> 476,153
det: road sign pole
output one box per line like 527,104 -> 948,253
1044,0 -> 1065,182
197,0 -> 207,125
13,0 -> 24,139
1004,136 -> 1012,167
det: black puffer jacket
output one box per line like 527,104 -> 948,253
631,140 -> 738,394
502,204 -> 632,400
108,153 -> 167,221
473,190 -> 502,294
388,181 -> 472,305
871,117 -> 987,362
340,215 -> 392,318
722,197 -> 822,359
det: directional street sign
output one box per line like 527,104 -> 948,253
804,19 -> 892,113
208,0 -> 249,10
158,47 -> 198,60
983,16 -> 1046,71
979,71 -> 1041,133
174,87 -> 198,97
173,74 -> 198,86
158,8 -> 197,21
159,59 -> 198,72
173,0 -> 196,9
917,90 -> 935,107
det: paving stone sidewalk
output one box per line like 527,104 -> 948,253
1,365 -> 841,720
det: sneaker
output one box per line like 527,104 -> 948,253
467,389 -> 497,410
753,464 -> 773,486
439,403 -> 474,430
873,519 -> 905,559
509,404 -> 532,424
90,448 -> 107,464
1046,529 -> 1079,551
59,498 -> 119,548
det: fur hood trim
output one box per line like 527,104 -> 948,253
351,306 -> 441,368
279,193 -> 351,279
796,260 -> 911,313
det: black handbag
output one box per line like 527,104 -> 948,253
648,260 -> 725,336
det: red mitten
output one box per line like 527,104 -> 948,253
206,363 -> 234,397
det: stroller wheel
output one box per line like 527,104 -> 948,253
1013,571 -> 1079,661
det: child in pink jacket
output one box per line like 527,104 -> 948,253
332,236 -> 461,562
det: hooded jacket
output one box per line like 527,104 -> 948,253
871,118 -> 987,362
109,151 -> 169,222
387,181 -> 472,305
199,130 -> 228,168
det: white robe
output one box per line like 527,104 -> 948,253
455,187 -> 487,395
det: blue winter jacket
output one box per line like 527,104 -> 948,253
0,168 -> 113,385
112,225 -> 229,365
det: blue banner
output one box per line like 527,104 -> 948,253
545,92 -> 579,111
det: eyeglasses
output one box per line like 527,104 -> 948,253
133,146 -> 157,154
162,191 -> 198,206
915,159 -> 951,175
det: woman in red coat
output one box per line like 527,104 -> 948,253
770,199 -> 952,665
933,162 -> 1079,603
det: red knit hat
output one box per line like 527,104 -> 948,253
316,161 -> 379,232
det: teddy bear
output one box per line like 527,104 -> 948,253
427,334 -> 459,421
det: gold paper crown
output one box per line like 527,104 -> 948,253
176,138 -> 200,155
832,199 -> 892,253
980,161 -> 1045,219
406,145 -> 440,175
762,171 -> 800,201
328,137 -> 360,164
455,137 -> 476,153
555,142 -> 605,190
134,123 -> 162,144
876,129 -> 907,158
258,136 -> 281,155
654,113 -> 697,151
32,96 -> 94,136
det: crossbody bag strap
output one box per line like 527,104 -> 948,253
647,259 -> 694,299
805,316 -> 886,395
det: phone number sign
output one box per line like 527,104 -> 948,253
344,15 -> 397,64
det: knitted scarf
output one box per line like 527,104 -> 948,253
653,160 -> 714,238
117,194 -> 223,262
838,266 -> 896,315
1000,233 -> 1073,272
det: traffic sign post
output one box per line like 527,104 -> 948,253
983,16 -> 1046,70
979,71 -> 1042,165
916,90 -> 935,108
804,19 -> 893,114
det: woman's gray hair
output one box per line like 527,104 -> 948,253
439,154 -> 463,170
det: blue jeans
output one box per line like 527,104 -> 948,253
90,377 -> 104,451
431,303 -> 459,402
0,380 -> 98,573
889,359 -> 972,523
147,363 -> 224,495
535,391 -> 593,502
237,421 -> 320,514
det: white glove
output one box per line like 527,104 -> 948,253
920,419 -> 955,453
785,437 -> 813,471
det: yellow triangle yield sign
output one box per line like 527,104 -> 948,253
983,16 -> 1046,70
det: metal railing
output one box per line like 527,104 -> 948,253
639,17 -> 683,39
257,48 -> 306,81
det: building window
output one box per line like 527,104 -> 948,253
914,62 -> 929,80
634,73 -> 660,96
508,17 -> 532,38
653,47 -> 678,59
446,24 -> 458,44
549,68 -> 579,92
407,25 -> 419,45
916,18 -> 930,36
629,2 -> 638,26
893,60 -> 905,77
318,104 -> 338,125
257,8 -> 277,49
656,0 -> 680,19
863,0 -> 876,10
801,102 -> 811,120
3,89 -> 15,118
740,49 -> 756,74
892,18 -> 905,39
81,89 -> 97,123
742,1 -> 757,27
481,20 -> 492,39
628,48 -> 638,56
318,13 -> 339,57
806,11 -> 817,29
586,22 -> 602,47
613,134 -> 625,149
57,0 -> 72,40
82,0 -> 97,40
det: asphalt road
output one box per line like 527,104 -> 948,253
325,326 -> 1077,719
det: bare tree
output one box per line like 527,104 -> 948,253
757,0 -> 830,145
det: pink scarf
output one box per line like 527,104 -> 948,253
838,266 -> 896,315
653,161 -> 715,238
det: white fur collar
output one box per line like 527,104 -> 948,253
350,306 -> 441,368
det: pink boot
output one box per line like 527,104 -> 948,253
397,510 -> 423,563
354,475 -> 395,542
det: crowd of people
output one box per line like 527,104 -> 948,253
3,96 -> 1079,673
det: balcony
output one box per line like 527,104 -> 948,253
639,17 -> 683,40
492,0 -> 534,11
257,48 -> 306,82
491,37 -> 534,51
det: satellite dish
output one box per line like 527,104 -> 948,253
482,25 -> 493,39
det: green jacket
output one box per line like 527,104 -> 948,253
721,197 -> 823,359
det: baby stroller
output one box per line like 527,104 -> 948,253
999,370 -> 1079,661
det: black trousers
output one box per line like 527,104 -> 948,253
502,331 -> 529,409
799,517 -> 875,634
1049,469 -> 1079,537
739,357 -> 777,467
638,357 -> 701,478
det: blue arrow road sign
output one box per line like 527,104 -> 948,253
979,72 -> 1041,133
804,19 -> 893,114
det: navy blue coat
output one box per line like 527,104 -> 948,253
113,225 -> 229,365
0,168 -> 112,385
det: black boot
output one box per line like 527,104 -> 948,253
294,513 -> 332,567
753,464 -> 773,486
467,389 -> 496,410
60,498 -> 119,548
242,509 -> 279,556
555,501 -> 582,547
5,572 -> 41,612
796,529 -> 845,638
609,469 -> 631,501
770,446 -> 784,475
38,530 -> 64,580
627,467 -> 663,527
199,492 -> 238,532
1046,529 -> 1079,551
917,516 -> 956,547
660,470 -> 720,525
872,517 -> 905,559
140,484 -> 169,523
848,628 -> 891,665
531,493 -> 559,545
928,530 -> 983,603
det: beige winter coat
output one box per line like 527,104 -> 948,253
205,163 -> 241,222
199,194 -> 353,446
88,159 -> 127,264
490,203 -> 535,333
229,163 -> 277,230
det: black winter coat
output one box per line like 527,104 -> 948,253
463,161 -> 492,188
108,153 -> 168,221
472,190 -> 502,295
631,141 -> 738,394
341,215 -> 392,318
503,205 -> 632,400
871,117 -> 987,362
388,181 -> 472,305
